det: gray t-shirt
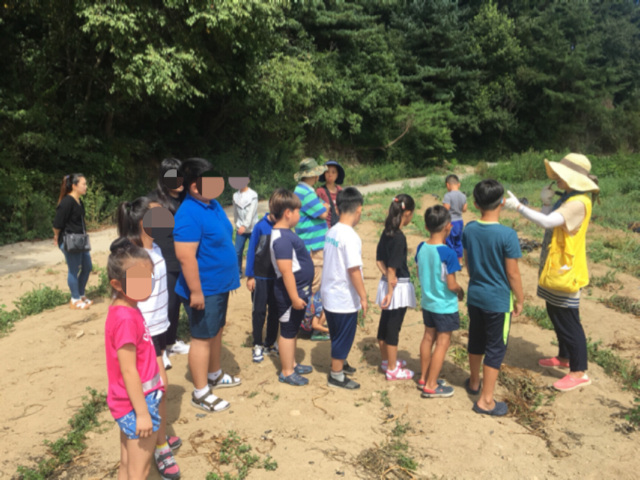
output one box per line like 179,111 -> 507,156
443,190 -> 467,222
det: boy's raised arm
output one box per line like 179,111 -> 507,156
505,258 -> 524,316
175,241 -> 204,310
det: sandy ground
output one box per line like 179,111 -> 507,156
2,185 -> 640,479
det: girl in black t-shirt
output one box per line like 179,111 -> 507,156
52,173 -> 93,310
147,158 -> 190,364
375,194 -> 417,381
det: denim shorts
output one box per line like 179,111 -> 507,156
115,389 -> 162,440
185,292 -> 230,339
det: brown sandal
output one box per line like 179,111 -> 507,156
80,296 -> 94,307
190,390 -> 230,413
70,300 -> 89,310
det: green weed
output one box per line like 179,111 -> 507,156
392,421 -> 411,437
498,366 -> 552,432
206,430 -> 278,480
589,270 -> 621,290
85,266 -> 110,299
0,304 -> 23,337
523,304 -> 554,330
176,304 -> 191,341
600,295 -> 640,317
587,339 -> 640,391
248,391 -> 258,399
625,381 -> 640,426
379,390 -> 391,408
450,346 -> 468,368
459,311 -> 469,330
14,285 -> 70,317
45,268 -> 59,275
16,388 -> 107,479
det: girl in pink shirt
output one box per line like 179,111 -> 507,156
105,237 -> 165,479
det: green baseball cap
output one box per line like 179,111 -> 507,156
294,157 -> 328,182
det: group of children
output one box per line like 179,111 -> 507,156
101,157 -> 528,479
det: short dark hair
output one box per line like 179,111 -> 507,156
424,205 -> 451,233
269,188 -> 301,220
180,158 -> 213,191
336,187 -> 363,214
473,179 -> 504,211
445,174 -> 460,185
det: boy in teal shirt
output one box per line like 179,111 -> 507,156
462,179 -> 524,417
416,205 -> 464,399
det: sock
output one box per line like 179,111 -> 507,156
381,360 -> 388,366
331,370 -> 345,382
208,369 -> 222,382
156,441 -> 169,452
194,386 -> 210,399
71,297 -> 81,303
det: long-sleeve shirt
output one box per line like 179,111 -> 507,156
232,188 -> 259,232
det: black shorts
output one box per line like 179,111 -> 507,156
376,308 -> 407,346
467,305 -> 512,369
152,331 -> 168,357
422,310 -> 460,333
278,301 -> 308,339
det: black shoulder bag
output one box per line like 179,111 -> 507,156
63,203 -> 91,253
323,186 -> 340,227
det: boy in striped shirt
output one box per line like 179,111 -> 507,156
293,158 -> 330,294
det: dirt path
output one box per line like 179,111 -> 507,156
2,182 -> 640,479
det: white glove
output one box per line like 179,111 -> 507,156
541,184 -> 555,206
504,191 -> 522,211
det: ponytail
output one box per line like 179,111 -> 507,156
383,194 -> 415,236
116,197 -> 152,247
57,173 -> 85,205
107,237 -> 152,299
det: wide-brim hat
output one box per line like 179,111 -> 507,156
294,157 -> 327,182
544,153 -> 599,193
319,160 -> 345,185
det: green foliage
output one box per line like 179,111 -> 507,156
589,270 -> 620,290
450,346 -> 469,368
523,304 -> 554,330
14,285 -> 70,317
16,388 -> 107,479
600,296 -> 640,317
378,390 -> 391,408
0,304 -> 23,337
626,381 -> 640,426
392,421 -> 411,437
206,430 -> 277,480
587,339 -> 640,391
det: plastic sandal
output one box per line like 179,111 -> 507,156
381,359 -> 407,372
416,379 -> 446,391
208,371 -> 242,390
294,364 -> 313,375
190,391 -> 230,413
69,299 -> 89,310
279,372 -> 309,386
472,401 -> 508,416
386,367 -> 414,381
421,384 -> 455,398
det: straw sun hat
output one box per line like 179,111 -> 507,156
544,153 -> 599,193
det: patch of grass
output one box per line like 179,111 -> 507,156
14,284 -> 70,317
392,421 -> 411,437
626,381 -> 640,426
85,266 -> 110,299
600,295 -> 640,317
379,390 -> 391,408
450,345 -> 468,368
589,270 -> 621,290
16,388 -> 107,479
0,304 -> 23,337
206,430 -> 277,480
498,366 -> 551,431
587,338 -> 640,391
523,304 -> 554,330
247,391 -> 258,399
357,439 -> 417,479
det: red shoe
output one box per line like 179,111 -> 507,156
553,374 -> 591,392
538,357 -> 570,369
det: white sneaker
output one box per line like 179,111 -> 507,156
253,345 -> 264,363
168,340 -> 190,356
163,350 -> 172,371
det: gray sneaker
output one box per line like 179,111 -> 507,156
327,374 -> 360,390
421,384 -> 454,398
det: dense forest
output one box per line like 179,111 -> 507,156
1,1 -> 639,244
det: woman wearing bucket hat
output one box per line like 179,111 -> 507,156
505,153 -> 599,392
316,160 -> 345,229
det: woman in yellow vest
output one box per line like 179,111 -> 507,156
505,154 -> 598,392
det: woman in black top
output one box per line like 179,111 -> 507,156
147,158 -> 189,361
52,174 -> 93,310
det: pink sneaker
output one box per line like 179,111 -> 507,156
538,357 -> 570,369
386,367 -> 414,381
553,374 -> 591,392
381,360 -> 407,372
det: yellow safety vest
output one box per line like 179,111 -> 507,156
539,194 -> 592,293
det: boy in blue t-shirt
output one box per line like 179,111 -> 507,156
173,158 -> 241,414
462,179 -> 524,417
269,188 -> 315,387
415,206 -> 464,399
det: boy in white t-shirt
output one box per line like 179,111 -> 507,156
321,187 -> 367,390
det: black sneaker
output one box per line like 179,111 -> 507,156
343,362 -> 357,375
327,374 -> 360,390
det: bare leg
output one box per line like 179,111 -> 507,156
188,337 -> 211,390
209,327 -> 224,374
386,344 -> 398,371
118,430 -> 129,480
124,432 -> 157,479
425,332 -> 451,390
279,337 -> 296,377
419,327 -> 436,383
378,340 -> 388,362
155,354 -> 168,445
312,315 -> 330,333
331,358 -> 345,373
468,353 -> 483,392
477,364 -> 500,411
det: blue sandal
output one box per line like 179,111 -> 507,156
279,372 -> 309,386
294,364 -> 313,375
472,401 -> 508,416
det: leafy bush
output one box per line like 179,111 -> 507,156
14,285 -> 70,317
0,304 -> 23,337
